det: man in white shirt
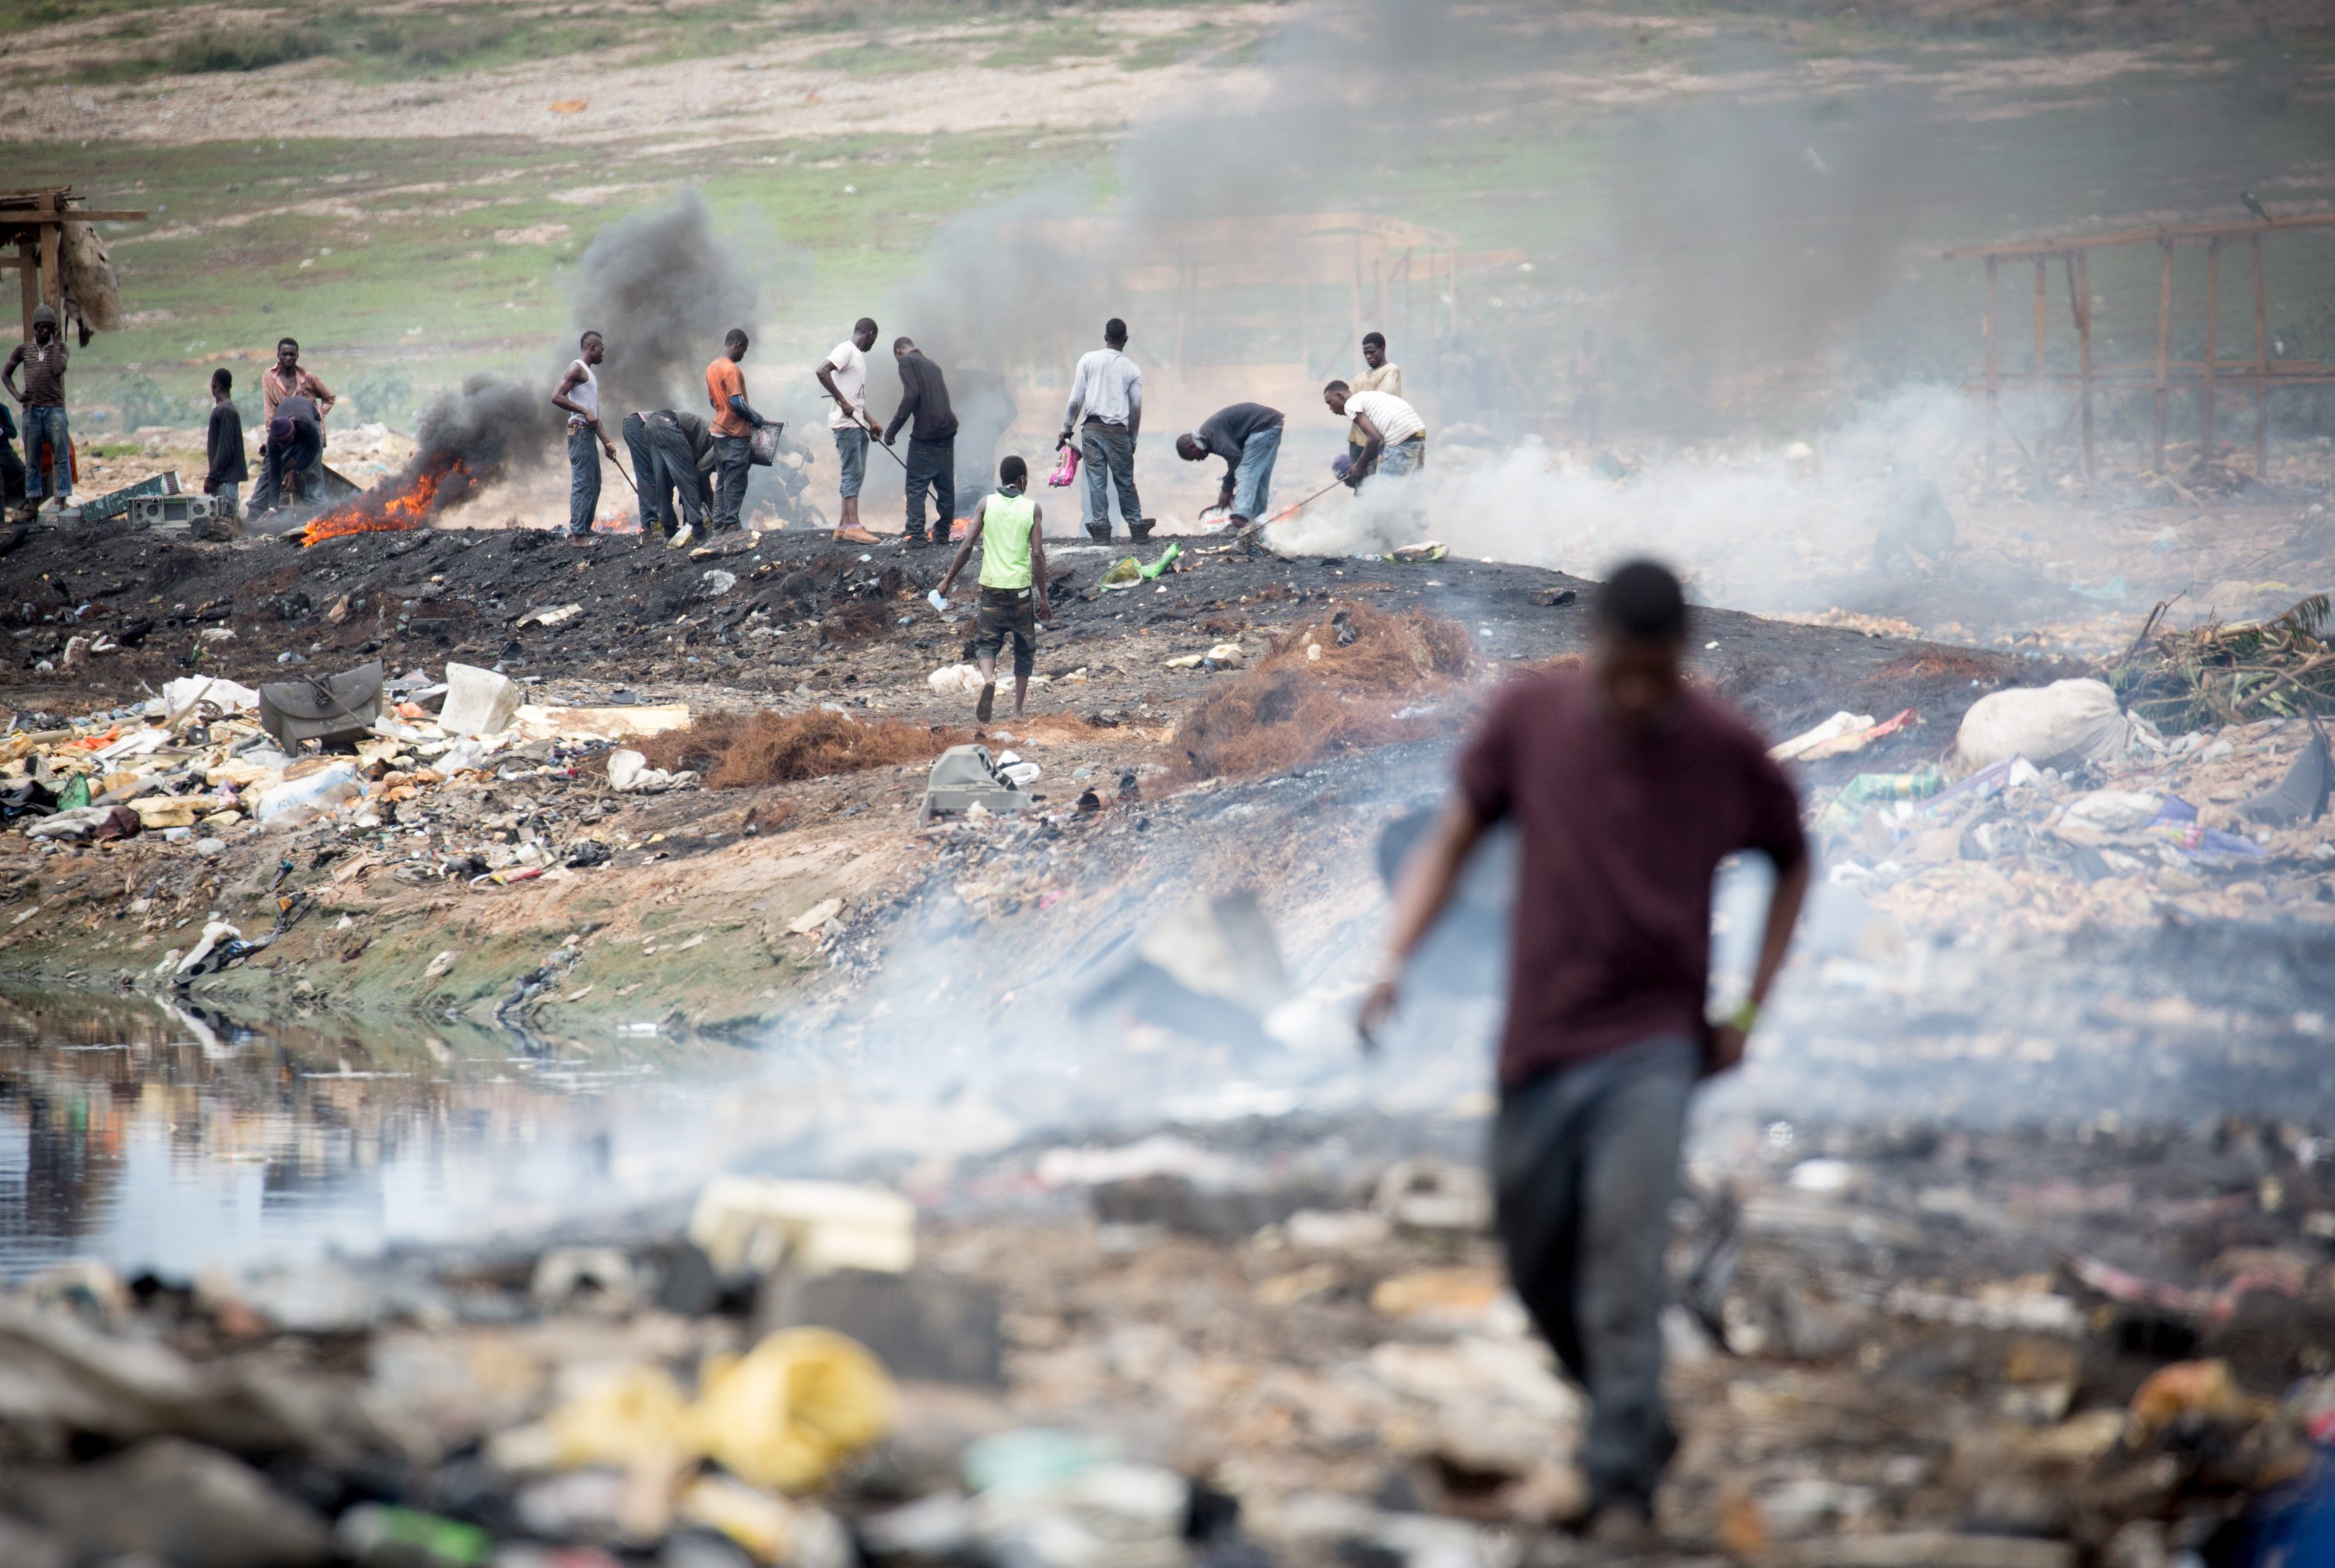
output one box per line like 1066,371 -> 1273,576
1324,381 -> 1427,485
814,317 -> 883,542
1059,317 -> 1147,542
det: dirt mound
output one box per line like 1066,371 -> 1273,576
638,710 -> 965,788
1166,604 -> 1475,782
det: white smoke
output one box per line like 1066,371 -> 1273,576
1266,383 -> 1983,612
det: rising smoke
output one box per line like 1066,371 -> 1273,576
571,190 -> 760,418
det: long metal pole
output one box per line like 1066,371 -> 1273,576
1983,256 -> 1999,481
2252,233 -> 2270,477
2154,240 -> 2173,471
2202,237 -> 2221,460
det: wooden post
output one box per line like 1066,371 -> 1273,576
36,193 -> 62,317
1350,240 -> 1364,376
1399,247 -> 1413,340
1982,255 -> 1999,480
2154,239 -> 2173,471
2252,233 -> 2269,477
16,239 -> 34,349
1373,254 -> 1386,339
2070,251 -> 2094,481
1174,246 -> 1190,377
1448,251 -> 1461,334
2202,236 -> 2220,460
2031,254 -> 2048,461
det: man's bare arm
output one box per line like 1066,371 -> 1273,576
1706,854 -> 1810,1075
2,347 -> 23,405
1357,797 -> 1487,1040
938,500 -> 985,597
1031,510 -> 1049,619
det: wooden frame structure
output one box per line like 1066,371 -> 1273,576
1945,212 -> 2335,479
0,187 -> 148,343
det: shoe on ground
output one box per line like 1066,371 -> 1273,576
976,682 -> 995,723
1129,517 -> 1155,541
1085,526 -> 1111,542
835,525 -> 879,545
668,523 -> 696,549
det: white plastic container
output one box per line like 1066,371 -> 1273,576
439,662 -> 521,738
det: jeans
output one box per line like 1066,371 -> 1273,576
904,435 -> 954,539
23,405 -> 68,500
214,482 -> 241,515
711,433 -> 752,531
621,414 -> 659,531
0,437 -> 23,508
1375,435 -> 1425,480
1080,421 -> 1141,535
834,426 -> 868,499
567,424 -> 602,535
1231,423 -> 1280,521
1493,1034 -> 1699,1511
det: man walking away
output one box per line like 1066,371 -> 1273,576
205,369 -> 248,516
264,392 -> 326,511
253,337 -> 334,513
1060,317 -> 1145,543
625,408 -> 715,547
1361,560 -> 1809,1548
1323,380 -> 1427,485
1175,402 -> 1283,536
936,455 -> 1048,724
1346,331 -> 1400,472
5,303 -> 71,521
0,402 -> 26,522
815,317 -> 882,544
884,337 -> 958,549
707,327 -> 770,535
553,330 -> 617,540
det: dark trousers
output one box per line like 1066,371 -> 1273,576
1493,1034 -> 1698,1510
1080,421 -> 1139,535
0,439 -> 22,510
567,425 -> 602,535
905,436 -> 954,540
635,415 -> 706,533
711,433 -> 752,531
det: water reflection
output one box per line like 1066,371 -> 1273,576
0,988 -> 755,1282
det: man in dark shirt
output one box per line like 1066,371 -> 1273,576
262,393 -> 325,511
883,337 -> 958,548
205,368 -> 248,514
4,303 -> 71,518
1361,560 -> 1810,1547
1175,402 -> 1282,534
622,408 -> 715,545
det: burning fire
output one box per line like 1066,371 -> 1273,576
300,456 -> 469,546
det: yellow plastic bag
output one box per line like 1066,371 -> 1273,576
690,1328 -> 897,1494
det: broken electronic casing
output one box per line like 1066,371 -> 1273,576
124,492 -> 232,529
918,744 -> 1033,824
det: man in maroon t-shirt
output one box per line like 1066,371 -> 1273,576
1362,559 -> 1810,1545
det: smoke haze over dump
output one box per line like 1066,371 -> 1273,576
571,190 -> 760,419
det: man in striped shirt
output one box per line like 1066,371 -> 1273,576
1323,380 -> 1427,485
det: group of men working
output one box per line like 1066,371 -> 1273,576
541,314 -> 1432,550
0,315 -> 332,525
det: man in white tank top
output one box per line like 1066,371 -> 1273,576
552,330 -> 616,540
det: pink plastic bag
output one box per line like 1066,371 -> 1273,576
1047,444 -> 1080,488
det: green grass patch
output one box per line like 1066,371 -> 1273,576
807,37 -> 949,75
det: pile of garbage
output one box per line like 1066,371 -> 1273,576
9,1110 -> 2335,1568
2112,594 -> 2335,735
1803,675 -> 2333,938
0,661 -> 693,860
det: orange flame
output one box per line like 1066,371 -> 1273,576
300,458 -> 465,546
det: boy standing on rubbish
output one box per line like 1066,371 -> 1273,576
814,317 -> 883,544
936,455 -> 1049,724
1361,560 -> 1810,1549
204,369 -> 248,514
4,303 -> 70,521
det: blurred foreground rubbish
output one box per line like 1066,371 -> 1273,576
4,1120 -> 2335,1564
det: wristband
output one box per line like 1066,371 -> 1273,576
1729,999 -> 1759,1035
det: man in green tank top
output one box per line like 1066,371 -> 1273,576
938,454 -> 1051,722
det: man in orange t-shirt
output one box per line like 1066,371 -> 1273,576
704,327 -> 767,533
